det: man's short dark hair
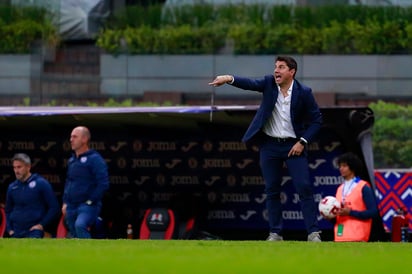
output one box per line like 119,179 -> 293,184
276,56 -> 297,77
336,152 -> 363,176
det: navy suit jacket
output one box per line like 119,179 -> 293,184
231,75 -> 322,144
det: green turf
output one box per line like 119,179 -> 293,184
0,239 -> 411,274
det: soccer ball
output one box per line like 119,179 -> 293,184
318,196 -> 341,218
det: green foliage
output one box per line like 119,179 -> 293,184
98,24 -> 226,55
369,101 -> 412,168
98,5 -> 412,55
405,23 -> 412,51
155,25 -> 201,54
19,97 -> 174,107
162,4 -> 216,26
123,26 -> 156,54
346,20 -> 405,54
135,101 -> 174,107
0,4 -> 51,24
96,28 -> 127,55
347,20 -> 379,54
322,21 -> 353,54
105,4 -> 412,30
295,27 -> 323,54
263,25 -> 299,54
92,99 -> 174,107
101,98 -> 132,107
22,97 -> 30,106
0,5 -> 59,54
228,24 -> 268,54
378,21 -> 407,55
111,4 -> 390,30
105,5 -> 163,29
0,20 -> 44,53
370,100 -> 412,119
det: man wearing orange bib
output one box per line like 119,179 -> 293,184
333,152 -> 379,242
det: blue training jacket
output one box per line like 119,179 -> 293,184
63,149 -> 109,206
5,173 -> 59,232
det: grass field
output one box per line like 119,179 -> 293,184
1,239 -> 412,273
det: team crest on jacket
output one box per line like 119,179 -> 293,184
29,181 -> 36,188
80,156 -> 87,163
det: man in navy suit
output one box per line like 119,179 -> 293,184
209,56 -> 322,241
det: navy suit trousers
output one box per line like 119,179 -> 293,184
259,135 -> 319,234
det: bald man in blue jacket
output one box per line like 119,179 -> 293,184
209,56 -> 323,241
62,126 -> 109,239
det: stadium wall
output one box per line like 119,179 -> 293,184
100,54 -> 412,100
1,53 -> 412,106
0,106 -> 385,240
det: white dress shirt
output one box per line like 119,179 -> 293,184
263,81 -> 296,138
